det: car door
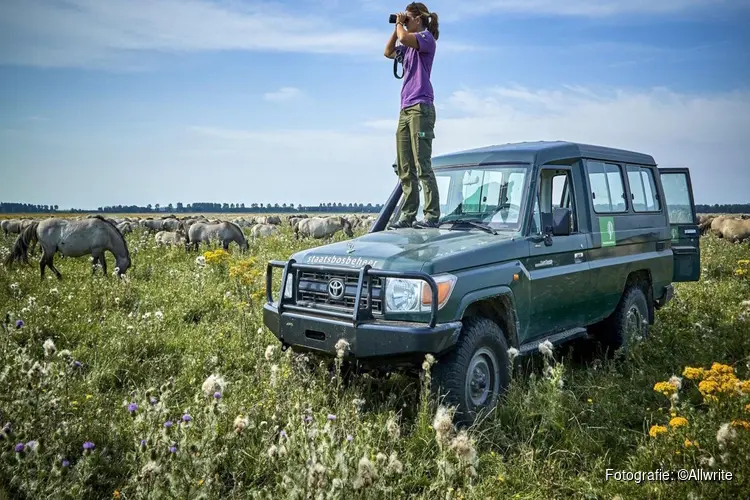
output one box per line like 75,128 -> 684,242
523,166 -> 592,338
659,168 -> 700,282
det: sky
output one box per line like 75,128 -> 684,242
0,0 -> 749,210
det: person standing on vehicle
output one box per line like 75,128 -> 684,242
384,3 -> 441,229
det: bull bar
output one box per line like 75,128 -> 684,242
265,258 -> 440,327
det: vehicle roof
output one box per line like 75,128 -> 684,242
432,141 -> 657,168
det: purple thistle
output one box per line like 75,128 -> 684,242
140,439 -> 147,448
61,459 -> 70,467
182,413 -> 192,423
82,441 -> 95,451
149,397 -> 157,405
169,445 -> 177,453
128,402 -> 138,414
347,434 -> 353,442
15,320 -> 24,329
280,430 -> 287,439
73,360 -> 82,368
164,420 -> 173,428
213,391 -> 222,399
304,415 -> 313,424
327,414 -> 336,421
15,442 -> 25,453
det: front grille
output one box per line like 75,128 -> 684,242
296,271 -> 383,315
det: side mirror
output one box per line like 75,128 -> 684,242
551,207 -> 571,236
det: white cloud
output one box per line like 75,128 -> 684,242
0,0 -> 480,69
263,87 -> 302,102
429,0 -> 750,18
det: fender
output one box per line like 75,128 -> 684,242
453,286 -> 521,348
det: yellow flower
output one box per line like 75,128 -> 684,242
684,439 -> 698,448
745,403 -> 750,413
113,490 -> 121,499
731,420 -> 750,431
649,425 -> 667,438
737,380 -> 750,394
739,260 -> 750,266
198,479 -> 204,486
654,381 -> 678,396
669,417 -> 688,428
682,367 -> 706,380
736,269 -> 747,276
86,394 -> 93,400
587,398 -> 593,404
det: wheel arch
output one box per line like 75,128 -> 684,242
455,287 -> 520,348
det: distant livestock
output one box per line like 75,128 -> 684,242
294,216 -> 354,240
187,221 -> 248,252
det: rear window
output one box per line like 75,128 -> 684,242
587,161 -> 627,213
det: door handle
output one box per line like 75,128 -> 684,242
574,252 -> 583,259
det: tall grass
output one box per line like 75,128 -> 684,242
1,226 -> 748,499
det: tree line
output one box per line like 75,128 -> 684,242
0,202 -> 384,214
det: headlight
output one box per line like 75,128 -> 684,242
384,274 -> 457,313
282,274 -> 293,299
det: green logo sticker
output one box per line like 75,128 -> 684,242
599,217 -> 616,247
671,227 -> 679,242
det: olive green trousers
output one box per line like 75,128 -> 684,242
395,103 -> 440,222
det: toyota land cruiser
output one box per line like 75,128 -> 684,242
263,141 -> 701,425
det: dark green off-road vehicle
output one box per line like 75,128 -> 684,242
263,141 -> 700,425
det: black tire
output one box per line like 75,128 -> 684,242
597,285 -> 650,354
431,317 -> 511,427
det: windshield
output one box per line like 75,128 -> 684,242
392,164 -> 530,231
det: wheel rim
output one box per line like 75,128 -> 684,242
625,305 -> 646,343
465,347 -> 498,408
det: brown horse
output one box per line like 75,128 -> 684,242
4,215 -> 131,279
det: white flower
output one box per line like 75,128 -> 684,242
335,338 -> 350,359
538,340 -> 554,358
717,423 -> 737,447
422,353 -> 436,371
433,406 -> 453,444
202,374 -> 227,397
270,364 -> 279,387
669,375 -> 683,390
257,327 -> 263,335
154,311 -> 163,320
195,256 -> 206,267
265,345 -> 277,361
234,415 -> 249,434
43,339 -> 57,358
507,347 -> 519,362
385,416 -> 400,440
50,288 -> 58,294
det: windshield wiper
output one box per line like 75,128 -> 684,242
439,219 -> 497,235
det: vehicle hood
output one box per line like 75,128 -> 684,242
292,228 -> 520,273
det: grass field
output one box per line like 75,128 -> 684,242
1,224 -> 749,499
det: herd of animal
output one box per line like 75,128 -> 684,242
0,213 -> 377,279
698,214 -> 750,243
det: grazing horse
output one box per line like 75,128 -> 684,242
294,216 -> 354,240
4,215 -> 131,279
186,221 -> 248,252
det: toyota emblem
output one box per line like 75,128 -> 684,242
327,278 -> 345,299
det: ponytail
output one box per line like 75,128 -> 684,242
427,12 -> 439,40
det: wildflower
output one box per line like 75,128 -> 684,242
140,439 -> 147,449
257,327 -> 263,335
386,452 -> 403,475
270,364 -> 279,386
450,430 -> 478,465
668,375 -> 683,390
587,398 -> 593,404
61,459 -> 70,467
154,311 -> 163,320
43,339 -> 57,357
169,445 -> 177,453
82,441 -> 95,454
327,414 -> 336,421
279,429 -> 288,440
653,381 -> 678,397
265,345 -> 277,361
150,397 -> 157,405
164,420 -> 173,428
15,320 -> 24,329
234,415 -> 249,434
684,439 -> 698,448
73,360 -> 82,369
307,462 -> 327,489
433,406 -> 453,445
538,340 -> 554,358
214,391 -> 222,400
335,338 -> 350,359
385,416 -> 400,440
182,413 -> 192,423
114,490 -> 121,498
196,256 -> 206,267
353,456 -> 378,490
716,423 -> 737,447
128,403 -> 138,415
649,425 -> 667,438
202,374 -> 227,398
347,434 -> 354,442
682,367 -> 705,380
731,420 -> 750,431
15,443 -> 25,453
507,347 -> 519,363
58,349 -> 72,359
669,417 -> 688,428
267,445 -> 278,458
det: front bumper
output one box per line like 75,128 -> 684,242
263,302 -> 462,358
262,258 -> 463,358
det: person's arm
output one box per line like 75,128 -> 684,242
384,26 -> 398,59
396,22 -> 420,50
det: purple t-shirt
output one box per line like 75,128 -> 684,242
395,30 -> 436,110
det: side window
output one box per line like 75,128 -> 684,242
587,161 -> 627,213
626,165 -> 661,212
532,168 -> 577,234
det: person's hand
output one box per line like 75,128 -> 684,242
395,12 -> 407,25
